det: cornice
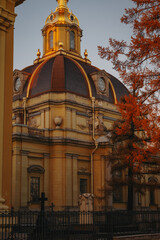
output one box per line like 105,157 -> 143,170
15,0 -> 25,7
12,133 -> 93,147
0,6 -> 16,31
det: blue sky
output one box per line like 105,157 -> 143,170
14,0 -> 134,80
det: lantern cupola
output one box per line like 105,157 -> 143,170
42,0 -> 82,57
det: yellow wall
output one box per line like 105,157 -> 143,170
0,0 -> 24,209
12,90 -> 120,210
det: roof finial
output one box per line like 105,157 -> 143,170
37,49 -> 41,59
56,0 -> 68,8
84,49 -> 88,59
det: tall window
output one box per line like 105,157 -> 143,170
70,31 -> 75,50
148,177 -> 157,205
80,179 -> 87,194
49,31 -> 53,49
30,177 -> 40,202
112,170 -> 123,203
150,188 -> 155,205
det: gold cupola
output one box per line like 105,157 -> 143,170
42,0 -> 82,57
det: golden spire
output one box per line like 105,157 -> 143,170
56,0 -> 69,9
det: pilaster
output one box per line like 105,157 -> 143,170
45,108 -> 50,129
65,154 -> 78,207
72,155 -> 78,206
41,110 -> 45,128
65,154 -> 72,206
66,107 -> 71,129
0,25 -> 6,210
21,152 -> 28,207
72,109 -> 76,130
43,153 -> 50,204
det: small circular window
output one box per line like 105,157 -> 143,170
14,77 -> 21,91
98,77 -> 105,91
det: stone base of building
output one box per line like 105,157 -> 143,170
114,234 -> 160,240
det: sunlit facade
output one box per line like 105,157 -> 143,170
12,0 -> 160,211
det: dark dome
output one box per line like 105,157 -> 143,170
14,54 -> 128,103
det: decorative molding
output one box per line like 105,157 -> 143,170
28,117 -> 38,128
27,165 -> 45,174
0,6 -> 16,31
95,113 -> 108,134
76,111 -> 88,117
21,150 -> 29,156
29,112 -> 41,117
78,167 -> 90,176
15,0 -> 25,7
66,153 -> 79,158
77,124 -> 87,130
43,153 -> 50,158
54,116 -> 63,129
103,115 -> 117,122
90,70 -> 109,97
28,155 -> 43,159
13,70 -> 29,96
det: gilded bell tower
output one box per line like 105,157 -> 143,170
42,0 -> 82,57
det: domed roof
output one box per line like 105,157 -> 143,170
13,53 -> 128,104
13,0 -> 128,104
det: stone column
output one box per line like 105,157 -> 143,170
0,0 -> 17,210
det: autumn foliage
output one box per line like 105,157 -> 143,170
98,0 -> 160,103
98,0 -> 160,209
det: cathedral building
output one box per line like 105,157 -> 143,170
13,0 -> 158,211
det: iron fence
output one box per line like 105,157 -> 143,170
0,210 -> 160,239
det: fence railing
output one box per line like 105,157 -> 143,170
0,210 -> 160,239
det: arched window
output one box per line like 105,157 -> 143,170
70,31 -> 75,50
112,170 -> 123,203
28,165 -> 45,203
49,31 -> 53,49
148,177 -> 157,205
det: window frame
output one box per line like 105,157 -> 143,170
70,30 -> 75,50
112,169 -> 123,203
27,165 -> 44,204
148,177 -> 157,206
80,178 -> 87,195
49,30 -> 53,49
30,176 -> 40,203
